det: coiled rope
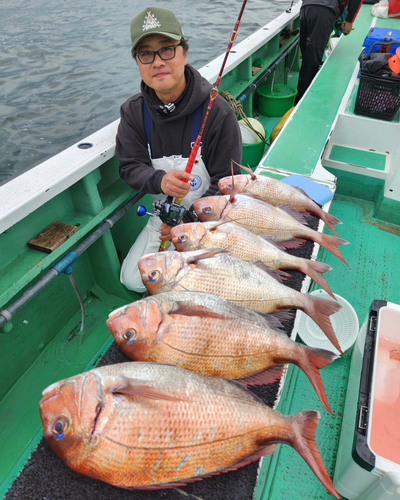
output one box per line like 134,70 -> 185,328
219,91 -> 270,145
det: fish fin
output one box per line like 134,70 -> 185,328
121,480 -> 203,490
171,302 -> 229,320
208,444 -> 278,473
237,162 -> 257,180
317,233 -> 350,268
293,186 -> 313,200
110,377 -> 180,402
322,212 -> 342,236
278,238 -> 307,249
277,205 -> 309,225
258,235 -> 288,250
127,444 -> 278,490
296,346 -> 339,413
188,248 -> 229,263
306,296 -> 343,354
257,313 -> 285,330
290,411 -> 341,499
251,260 -> 285,283
237,364 -> 287,386
298,259 -> 335,299
269,309 -> 296,324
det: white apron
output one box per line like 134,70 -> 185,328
120,147 -> 210,292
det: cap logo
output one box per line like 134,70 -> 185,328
142,11 -> 161,32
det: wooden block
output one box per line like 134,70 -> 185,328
28,222 -> 78,253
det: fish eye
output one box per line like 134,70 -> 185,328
123,329 -> 137,342
148,270 -> 160,282
178,235 -> 187,243
52,416 -> 68,439
203,206 -> 212,215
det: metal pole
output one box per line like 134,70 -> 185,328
0,190 -> 145,328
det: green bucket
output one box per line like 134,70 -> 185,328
256,83 -> 298,117
241,131 -> 270,170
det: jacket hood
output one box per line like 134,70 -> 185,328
140,64 -> 212,122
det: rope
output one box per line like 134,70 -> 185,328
219,91 -> 270,145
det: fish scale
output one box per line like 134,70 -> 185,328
170,221 -> 335,298
138,249 -> 343,353
162,254 -> 307,312
192,194 -> 349,267
107,291 -> 337,412
39,362 -> 339,497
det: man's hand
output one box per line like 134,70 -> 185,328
161,170 -> 195,198
159,221 -> 183,242
341,21 -> 353,36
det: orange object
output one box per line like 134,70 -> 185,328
388,47 -> 400,74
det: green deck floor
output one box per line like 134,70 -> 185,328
255,193 -> 400,500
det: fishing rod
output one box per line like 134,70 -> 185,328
156,0 -> 249,251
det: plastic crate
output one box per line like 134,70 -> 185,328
363,27 -> 400,54
355,72 -> 400,121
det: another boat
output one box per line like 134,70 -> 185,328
1,2 -> 400,499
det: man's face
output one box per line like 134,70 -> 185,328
135,34 -> 187,103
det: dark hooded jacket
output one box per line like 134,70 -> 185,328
116,64 -> 242,198
301,0 -> 363,23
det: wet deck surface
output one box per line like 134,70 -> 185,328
257,193 -> 400,499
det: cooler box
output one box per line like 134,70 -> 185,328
363,28 -> 400,54
334,300 -> 400,499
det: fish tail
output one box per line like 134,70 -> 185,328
305,296 -> 343,354
299,260 -> 335,299
318,210 -> 342,237
315,232 -> 350,268
297,346 -> 339,413
289,411 -> 341,499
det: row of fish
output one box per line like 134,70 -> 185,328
39,168 -> 346,498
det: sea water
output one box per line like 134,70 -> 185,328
0,0 -> 286,185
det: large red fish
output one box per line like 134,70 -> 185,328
218,165 -> 342,236
170,220 -> 335,298
39,362 -> 340,497
138,249 -> 343,353
192,193 -> 349,267
106,291 -> 337,413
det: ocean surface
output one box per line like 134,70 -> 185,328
0,0 -> 287,185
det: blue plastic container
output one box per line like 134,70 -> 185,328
363,27 -> 400,54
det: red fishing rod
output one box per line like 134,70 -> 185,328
158,0 -> 248,251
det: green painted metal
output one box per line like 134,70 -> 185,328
329,145 -> 387,171
254,358 -> 351,500
255,190 -> 400,500
0,156 -> 149,497
262,7 -> 373,175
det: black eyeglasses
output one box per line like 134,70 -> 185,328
134,42 -> 183,65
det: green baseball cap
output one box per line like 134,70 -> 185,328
131,7 -> 184,51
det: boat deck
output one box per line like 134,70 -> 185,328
255,7 -> 400,499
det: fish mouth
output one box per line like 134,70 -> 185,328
108,305 -> 127,319
89,401 -> 104,443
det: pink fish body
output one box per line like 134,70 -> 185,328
192,194 -> 349,267
170,221 -> 335,298
218,167 -> 342,236
107,291 -> 337,412
138,249 -> 343,353
39,362 -> 339,497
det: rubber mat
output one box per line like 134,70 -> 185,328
4,217 -> 322,500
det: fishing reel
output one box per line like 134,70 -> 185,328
137,196 -> 187,226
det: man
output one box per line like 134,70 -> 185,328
294,0 -> 363,104
116,6 -> 242,292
